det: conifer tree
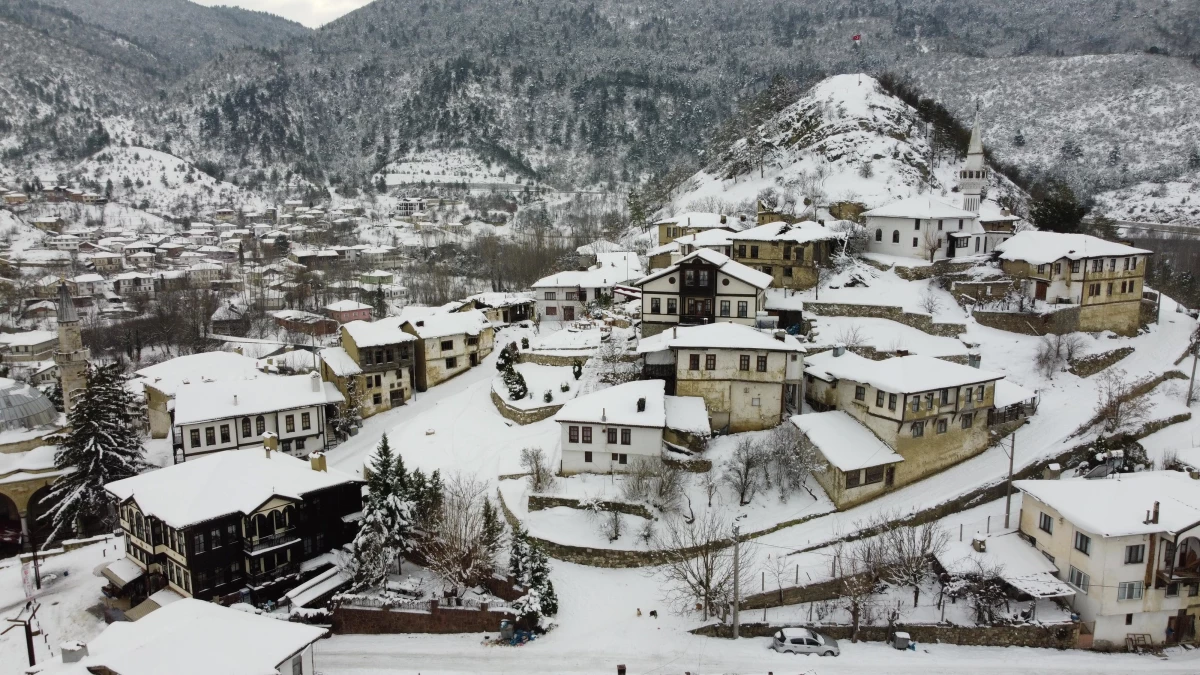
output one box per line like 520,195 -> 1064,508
40,363 -> 146,546
349,435 -> 414,590
510,525 -> 558,629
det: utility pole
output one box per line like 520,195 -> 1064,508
1004,431 -> 1016,529
1187,341 -> 1198,406
3,601 -> 40,667
732,517 -> 744,639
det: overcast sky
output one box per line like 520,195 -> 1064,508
191,0 -> 373,28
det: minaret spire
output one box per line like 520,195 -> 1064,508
54,281 -> 89,415
960,111 -> 987,214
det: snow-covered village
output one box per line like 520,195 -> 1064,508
2,2 -> 1200,674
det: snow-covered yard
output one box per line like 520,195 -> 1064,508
491,363 -> 582,410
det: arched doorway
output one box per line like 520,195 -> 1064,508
0,492 -> 20,557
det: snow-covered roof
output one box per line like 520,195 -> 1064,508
729,221 -> 844,244
677,228 -> 738,248
72,273 -> 105,283
977,200 -> 1021,223
33,599 -> 326,675
531,263 -> 635,289
763,288 -> 805,311
803,350 -> 1003,393
654,211 -> 740,230
862,196 -> 977,220
637,322 -> 805,353
994,232 -> 1152,266
1014,471 -> 1200,538
319,347 -> 363,377
993,379 -> 1037,409
663,395 -> 710,435
172,373 -> 344,426
325,299 -> 371,312
403,309 -> 491,339
465,292 -> 534,309
595,251 -> 645,277
635,249 -> 772,290
135,352 -> 263,397
791,411 -> 904,471
936,531 -> 1075,599
103,557 -> 145,585
556,380 -> 666,428
647,241 -> 681,256
0,330 -> 57,346
107,446 -> 359,529
342,318 -> 416,348
576,239 -> 621,255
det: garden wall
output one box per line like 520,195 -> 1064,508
332,600 -> 515,634
860,257 -> 977,281
490,390 -> 562,425
527,494 -> 654,520
804,302 -> 966,338
694,620 -> 1079,649
972,306 -> 1080,336
518,351 -> 591,367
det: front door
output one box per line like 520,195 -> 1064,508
563,306 -> 575,321
1035,281 -> 1048,301
389,389 -> 404,406
469,353 -> 478,367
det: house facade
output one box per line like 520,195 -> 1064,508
107,446 -> 362,604
995,231 -> 1151,336
325,299 -> 373,323
654,212 -> 747,246
802,349 -> 1006,508
863,196 -> 980,262
728,221 -> 844,291
401,310 -> 494,390
532,263 -> 636,323
325,318 -> 417,418
1015,473 -> 1200,648
634,249 -> 772,338
170,372 -> 344,463
637,322 -> 804,432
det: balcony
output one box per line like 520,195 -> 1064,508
247,561 -> 298,586
679,313 -> 715,326
243,529 -> 299,554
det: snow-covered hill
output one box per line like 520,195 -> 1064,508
665,74 -> 1025,218
1093,172 -> 1200,227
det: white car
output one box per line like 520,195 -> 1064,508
771,627 -> 840,656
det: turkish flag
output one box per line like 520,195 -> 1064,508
852,34 -> 861,41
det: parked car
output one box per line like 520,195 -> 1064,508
771,627 -> 840,656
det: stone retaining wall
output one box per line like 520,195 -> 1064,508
517,351 -> 592,367
662,454 -> 712,473
972,305 -> 1080,336
527,494 -> 654,520
490,390 -> 562,425
663,427 -> 709,453
804,302 -> 966,338
1068,347 -> 1134,378
1140,298 -> 1159,327
694,620 -> 1079,649
806,344 -> 969,366
332,601 -> 515,634
861,257 -> 978,281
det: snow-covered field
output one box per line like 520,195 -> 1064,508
492,363 -> 582,411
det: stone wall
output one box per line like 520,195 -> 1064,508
948,279 -> 1013,304
527,494 -> 654,520
972,305 -> 1080,336
661,453 -> 712,473
663,427 -> 708,453
490,390 -> 563,425
1067,347 -> 1134,378
694,620 -> 1079,649
1140,298 -> 1159,327
861,257 -> 977,281
518,351 -> 592,367
332,601 -> 515,634
804,302 -> 966,338
805,344 -> 969,366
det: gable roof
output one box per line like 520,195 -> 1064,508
403,309 -> 491,339
862,196 -> 977,220
135,352 -> 263,397
994,231 -> 1152,266
729,221 -> 845,244
1014,471 -> 1200,538
107,447 -> 359,529
636,322 -> 805,353
791,411 -> 904,471
172,373 -> 344,426
341,318 -> 415,348
804,350 -> 1003,393
634,249 -> 772,289
556,380 -> 666,428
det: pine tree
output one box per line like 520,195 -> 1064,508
40,364 -> 146,546
371,284 -> 388,318
1012,130 -> 1025,148
480,498 -> 505,570
1107,146 -> 1121,167
349,435 -> 414,590
1189,146 -> 1200,172
503,367 -> 528,400
510,525 -> 558,629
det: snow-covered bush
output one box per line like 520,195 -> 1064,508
503,367 -> 528,400
559,381 -> 570,393
543,389 -> 553,403
509,525 -> 558,631
521,336 -> 529,349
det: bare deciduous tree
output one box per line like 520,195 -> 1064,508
417,475 -> 492,593
833,323 -> 868,350
880,523 -> 950,608
521,447 -> 555,493
831,538 -> 884,643
1095,368 -> 1152,432
1035,333 -> 1087,379
652,511 -> 754,622
764,424 -> 821,502
918,290 -> 943,315
722,438 -> 764,506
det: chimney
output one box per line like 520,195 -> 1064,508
310,371 -> 321,392
309,452 -> 327,472
601,407 -> 607,423
1152,501 -> 1160,525
416,320 -> 424,327
61,642 -> 88,663
262,432 -> 278,456
233,394 -> 238,406
637,397 -> 646,413
968,351 -> 981,368
774,330 -> 785,342
672,326 -> 677,338
833,343 -> 846,357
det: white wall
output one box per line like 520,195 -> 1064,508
865,215 -> 976,261
178,404 -> 327,459
559,422 -> 663,474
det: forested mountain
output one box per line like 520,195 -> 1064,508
1,0 -> 1198,198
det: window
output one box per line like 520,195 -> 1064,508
651,298 -> 661,314
301,412 -> 311,430
756,355 -> 768,372
913,237 -> 919,247
719,300 -> 730,317
1125,544 -> 1145,564
940,389 -> 950,405
1091,259 -> 1103,272
582,427 -> 592,444
888,394 -> 897,411
910,397 -> 920,412
568,426 -> 579,443
241,418 -> 251,437
1068,566 -> 1089,593
875,229 -> 882,242
864,466 -> 884,484
285,415 -> 295,433
363,350 -> 373,366
1074,531 -> 1091,556
190,429 -> 201,447
876,391 -> 885,407
296,438 -> 306,451
1126,614 -> 1133,626
544,292 -> 556,300
783,244 -> 792,259
1037,264 -> 1045,275
373,393 -> 382,405
914,219 -> 921,230
621,429 -> 631,445
282,439 -> 292,452
1038,512 -> 1053,534
545,306 -> 557,316
440,340 -> 453,351
698,270 -> 709,286
937,219 -> 944,231
845,470 -> 861,488
584,451 -> 592,463
736,244 -> 746,258
445,357 -> 457,369
784,267 -> 793,277
210,527 -> 221,549
737,301 -> 748,318
739,355 -> 751,371
689,354 -> 700,370
195,532 -> 206,554
976,385 -> 984,401
607,428 -> 617,444
385,349 -> 394,362
750,245 -> 759,259
936,418 -> 948,434
965,387 -> 973,403
1167,582 -> 1180,597
1107,282 -> 1113,296
705,354 -> 716,370
1109,258 -> 1117,272
761,266 -> 772,275
855,386 -> 866,401
611,453 -> 628,464
684,269 -> 695,286
467,336 -> 478,346
1071,260 -> 1081,273
892,230 -> 899,243
1131,256 -> 1138,270
667,298 -> 678,315
256,416 -> 266,435
911,421 -> 924,437
205,427 -> 215,445
1117,581 -> 1144,601
197,571 -> 209,591
961,413 -> 974,429
375,350 -> 384,364
1054,263 -> 1062,275
924,393 -> 934,409
226,523 -> 237,540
